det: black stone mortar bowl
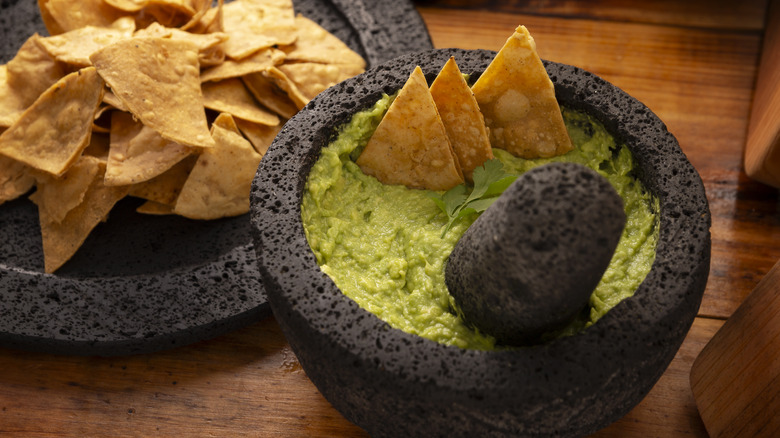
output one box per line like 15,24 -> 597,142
249,49 -> 711,438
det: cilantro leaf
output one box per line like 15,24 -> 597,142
430,159 -> 518,237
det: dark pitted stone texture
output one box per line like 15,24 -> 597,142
446,162 -> 626,345
0,0 -> 432,356
253,48 -> 711,438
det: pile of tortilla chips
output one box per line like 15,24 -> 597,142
0,0 -> 365,273
357,25 -> 572,191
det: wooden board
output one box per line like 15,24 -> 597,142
691,258 -> 780,437
414,0 -> 768,30
744,0 -> 780,188
0,316 -> 724,437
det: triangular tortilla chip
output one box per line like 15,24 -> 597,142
0,67 -> 105,176
33,158 -> 129,273
235,117 -> 282,156
356,66 -> 464,191
185,0 -> 224,34
282,15 -> 366,68
83,132 -> 111,160
129,154 -> 198,205
30,155 -> 103,224
133,22 -> 228,67
136,200 -> 176,215
471,25 -> 572,159
105,0 -> 195,14
105,111 -> 194,186
0,66 -> 28,129
0,154 -> 35,205
261,66 -> 309,110
174,113 -> 263,219
90,37 -> 216,148
102,90 -> 128,111
200,48 -> 286,83
242,72 -> 299,119
277,62 -> 364,102
430,57 -> 493,181
5,34 -> 66,110
221,0 -> 297,60
42,0 -> 128,33
180,0 -> 215,31
38,0 -> 67,35
202,78 -> 280,126
37,18 -> 136,67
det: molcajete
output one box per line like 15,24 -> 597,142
249,48 -> 711,437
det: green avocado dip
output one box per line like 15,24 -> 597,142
301,94 -> 659,350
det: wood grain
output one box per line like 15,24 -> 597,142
691,259 -> 780,438
413,0 -> 768,31
0,315 -> 723,437
744,0 -> 780,187
0,1 -> 777,436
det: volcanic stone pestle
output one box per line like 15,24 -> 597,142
445,162 -> 626,346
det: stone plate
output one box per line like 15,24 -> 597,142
0,0 -> 433,356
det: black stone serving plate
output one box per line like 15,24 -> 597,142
0,0 -> 432,356
251,49 -> 711,437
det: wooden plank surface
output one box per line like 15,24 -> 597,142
744,0 -> 780,187
691,259 -> 780,438
412,0 -> 768,30
0,0 -> 777,436
0,315 -> 723,437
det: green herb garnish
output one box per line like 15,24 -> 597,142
429,159 -> 517,237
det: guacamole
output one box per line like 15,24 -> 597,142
302,95 -> 658,350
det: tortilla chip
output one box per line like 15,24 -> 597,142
180,0 -> 215,31
133,22 -> 228,66
102,90 -> 128,111
357,66 -> 464,191
200,48 -> 286,83
0,67 -> 105,176
136,200 -> 175,215
0,155 -> 35,205
430,57 -> 493,181
221,0 -> 297,60
92,104 -> 114,133
42,0 -> 128,33
105,0 -> 194,14
277,62 -> 363,102
129,154 -> 198,205
37,0 -> 66,35
105,111 -> 194,186
35,159 -> 129,273
242,72 -> 299,119
186,0 -> 224,34
90,37 -> 216,148
174,113 -> 262,219
83,132 -> 111,160
6,34 -> 66,109
235,117 -> 282,156
29,155 -> 103,224
260,66 -> 309,109
107,0 -> 199,28
37,18 -> 136,67
471,25 -> 572,159
282,15 -> 366,68
0,66 -> 28,129
202,78 -> 280,126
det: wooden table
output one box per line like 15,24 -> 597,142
2,0 -> 778,436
